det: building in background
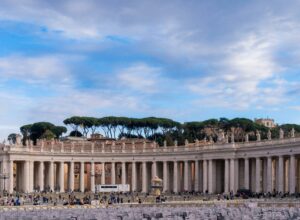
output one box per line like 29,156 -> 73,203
255,118 -> 276,128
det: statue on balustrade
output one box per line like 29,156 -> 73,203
267,130 -> 272,140
291,128 -> 295,138
256,130 -> 261,141
185,139 -> 189,146
245,133 -> 249,143
163,140 -> 167,147
225,134 -> 229,143
279,128 -> 284,139
16,134 -> 22,145
217,129 -> 225,143
230,127 -> 235,143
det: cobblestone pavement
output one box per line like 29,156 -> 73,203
0,201 -> 300,220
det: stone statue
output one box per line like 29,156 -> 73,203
267,130 -> 272,141
225,134 -> 229,144
230,127 -> 235,143
203,137 -> 207,142
217,130 -> 225,142
195,139 -> 199,146
209,136 -> 213,143
163,140 -> 167,147
185,139 -> 189,146
16,134 -> 22,145
291,128 -> 295,138
174,140 -> 178,147
25,139 -> 29,147
279,128 -> 284,139
245,133 -> 249,143
231,133 -> 235,143
256,130 -> 261,141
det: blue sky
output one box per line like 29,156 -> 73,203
1,0 -> 300,139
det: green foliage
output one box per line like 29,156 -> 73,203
21,115 -> 300,146
30,122 -> 55,142
19,122 -> 67,144
20,124 -> 32,144
69,130 -> 83,137
8,133 -> 17,144
52,126 -> 67,138
40,130 -> 56,140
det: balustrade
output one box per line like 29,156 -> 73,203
2,134 -> 300,155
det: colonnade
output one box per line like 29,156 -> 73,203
1,154 -> 299,194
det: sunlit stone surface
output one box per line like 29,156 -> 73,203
0,204 -> 300,220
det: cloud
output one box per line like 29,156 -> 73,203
1,0 -> 300,138
0,55 -> 72,84
187,31 -> 286,109
116,63 -> 163,93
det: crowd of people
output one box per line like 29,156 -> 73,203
0,189 -> 300,207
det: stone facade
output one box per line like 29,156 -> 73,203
255,118 -> 276,128
0,132 -> 299,194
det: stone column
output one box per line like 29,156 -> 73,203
224,159 -> 229,193
39,161 -> 44,191
121,162 -> 126,185
184,161 -> 189,191
24,161 -> 30,193
263,159 -> 267,192
173,161 -> 178,193
29,161 -> 34,192
90,162 -> 95,192
9,160 -> 14,194
267,157 -> 272,193
230,159 -> 235,192
256,158 -> 261,193
163,161 -> 169,192
203,160 -> 208,193
69,162 -> 74,191
131,162 -> 137,192
49,161 -> 54,192
152,161 -> 157,178
244,158 -> 249,189
142,162 -> 147,193
101,163 -> 105,184
59,162 -> 64,192
80,162 -> 85,192
111,162 -> 116,184
194,160 -> 199,191
234,159 -> 239,193
208,159 -> 213,193
290,155 -> 296,194
278,156 -> 284,193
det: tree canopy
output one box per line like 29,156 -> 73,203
7,133 -> 17,144
19,116 -> 299,146
19,122 -> 67,144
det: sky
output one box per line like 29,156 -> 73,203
1,0 -> 300,139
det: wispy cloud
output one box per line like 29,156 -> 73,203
0,55 -> 72,84
116,63 -> 163,94
0,0 -> 300,139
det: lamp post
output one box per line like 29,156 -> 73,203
0,172 -> 9,195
